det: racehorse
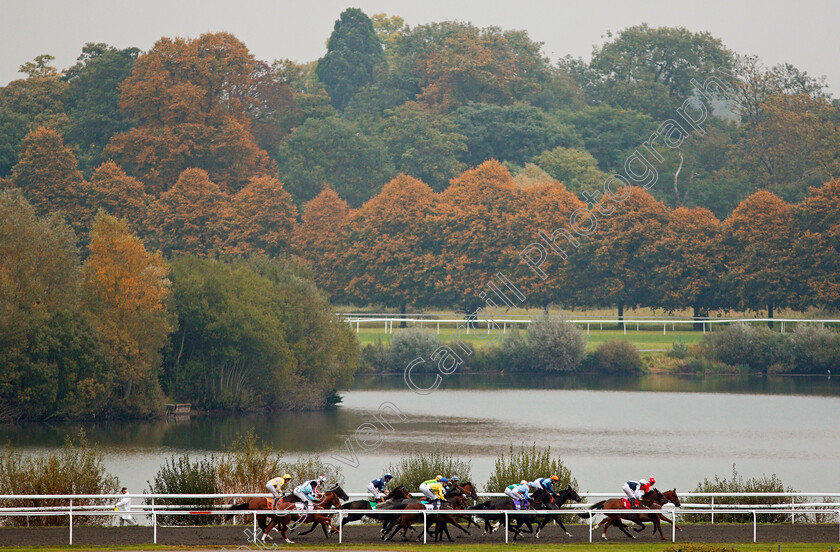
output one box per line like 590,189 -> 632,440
338,485 -> 412,529
383,491 -> 471,542
525,485 -> 583,538
579,488 -> 671,540
225,485 -> 346,543
619,488 -> 682,536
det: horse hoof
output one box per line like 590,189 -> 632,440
566,532 -> 572,537
285,539 -> 294,544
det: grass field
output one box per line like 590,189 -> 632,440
355,326 -> 706,352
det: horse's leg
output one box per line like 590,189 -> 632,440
615,515 -> 636,539
653,516 -> 665,540
297,521 -> 319,535
277,518 -> 294,544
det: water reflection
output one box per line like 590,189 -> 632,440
352,372 -> 840,396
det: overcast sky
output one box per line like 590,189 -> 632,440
2,0 -> 839,94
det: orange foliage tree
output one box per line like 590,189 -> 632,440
88,161 -> 152,235
341,174 -> 438,317
515,179 -> 585,308
83,212 -> 172,415
653,206 -> 724,319
433,160 -> 524,309
723,190 -> 798,325
9,127 -> 90,232
226,175 -> 297,256
794,178 -> 840,310
292,187 -> 352,301
152,168 -> 230,257
565,186 -> 670,321
105,33 -> 274,194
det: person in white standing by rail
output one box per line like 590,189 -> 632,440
115,487 -> 136,526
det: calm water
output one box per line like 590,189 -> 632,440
3,373 -> 839,495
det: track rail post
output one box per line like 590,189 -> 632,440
338,510 -> 343,543
252,511 -> 257,543
69,498 -> 73,545
423,510 -> 427,544
504,511 -> 509,543
152,498 -> 157,543
753,510 -> 757,542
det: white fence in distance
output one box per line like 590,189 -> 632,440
339,314 -> 840,336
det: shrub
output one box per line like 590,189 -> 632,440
359,339 -> 391,373
788,324 -> 840,373
666,341 -> 691,359
485,444 -> 578,493
0,431 -> 118,526
387,450 -> 471,493
592,340 -> 644,373
686,464 -> 802,523
216,431 -> 284,496
703,323 -> 789,371
526,315 -> 587,372
146,454 -> 217,525
471,329 -> 530,372
387,328 -> 443,373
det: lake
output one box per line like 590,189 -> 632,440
2,373 -> 839,495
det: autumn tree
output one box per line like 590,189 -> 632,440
88,161 -> 152,234
316,8 -> 384,110
515,179 -> 585,308
292,187 -> 352,301
152,168 -> 229,256
565,187 -> 670,321
226,175 -> 297,257
652,207 -> 724,321
106,33 -> 273,194
83,213 -> 172,416
341,174 -> 438,319
794,178 -> 840,310
434,160 -> 524,308
9,127 -> 90,231
723,190 -> 798,326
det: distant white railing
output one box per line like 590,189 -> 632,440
2,492 -> 839,545
339,314 -> 840,336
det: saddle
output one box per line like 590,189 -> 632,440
513,499 -> 529,510
621,498 -> 635,509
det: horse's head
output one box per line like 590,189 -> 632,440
662,488 -> 681,507
459,481 -> 479,501
386,485 -> 410,501
327,484 -> 349,501
560,484 -> 582,503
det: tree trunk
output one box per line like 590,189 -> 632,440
767,304 -> 774,329
673,153 -> 684,206
693,305 -> 702,332
400,299 -> 407,328
617,303 -> 624,330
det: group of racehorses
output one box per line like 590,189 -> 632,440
226,482 -> 681,543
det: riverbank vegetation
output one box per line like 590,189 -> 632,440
0,432 -> 117,526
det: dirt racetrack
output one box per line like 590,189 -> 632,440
1,521 -> 838,547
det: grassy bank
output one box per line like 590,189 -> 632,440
356,326 -> 706,352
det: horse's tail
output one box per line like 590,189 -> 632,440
225,502 -> 251,521
577,500 -> 607,519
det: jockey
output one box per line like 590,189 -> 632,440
529,474 -> 560,494
294,475 -> 326,508
447,475 -> 460,489
265,473 -> 292,502
622,476 -> 655,508
419,475 -> 446,508
368,473 -> 393,500
504,480 -> 531,508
